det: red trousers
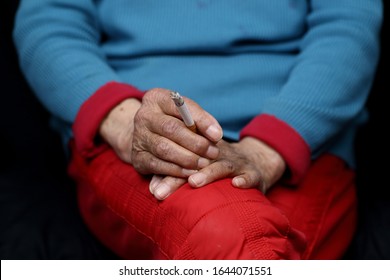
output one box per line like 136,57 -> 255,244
68,146 -> 357,260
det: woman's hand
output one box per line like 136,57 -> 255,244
189,137 -> 286,193
99,88 -> 223,178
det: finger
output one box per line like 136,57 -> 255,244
142,88 -> 188,126
152,176 -> 187,200
182,98 -> 223,143
131,150 -> 197,177
148,115 -> 219,160
149,174 -> 164,194
141,131 -> 212,170
188,160 -> 236,188
232,170 -> 267,192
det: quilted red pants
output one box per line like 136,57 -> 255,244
68,146 -> 357,260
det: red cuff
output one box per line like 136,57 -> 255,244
73,81 -> 144,158
240,114 -> 311,184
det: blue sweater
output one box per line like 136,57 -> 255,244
13,0 -> 382,176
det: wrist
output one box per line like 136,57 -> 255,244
99,98 -> 141,147
73,81 -> 144,158
240,137 -> 286,184
240,114 -> 310,184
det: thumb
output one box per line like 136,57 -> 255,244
185,98 -> 223,142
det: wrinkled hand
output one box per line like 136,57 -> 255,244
131,88 -> 222,176
189,137 -> 286,192
99,88 -> 223,178
150,137 -> 286,200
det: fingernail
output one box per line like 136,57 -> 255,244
149,175 -> 162,193
233,177 -> 246,187
155,183 -> 171,200
189,173 -> 206,187
206,145 -> 219,159
197,157 -> 210,169
205,125 -> 223,141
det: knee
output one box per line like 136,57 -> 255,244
159,181 -> 306,259
182,201 -> 254,259
173,199 -> 306,260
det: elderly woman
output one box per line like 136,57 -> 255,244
13,0 -> 382,259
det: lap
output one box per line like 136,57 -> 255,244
69,145 -> 356,260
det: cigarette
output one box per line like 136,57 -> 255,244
170,91 -> 197,133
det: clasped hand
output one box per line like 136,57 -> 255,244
99,88 -> 285,200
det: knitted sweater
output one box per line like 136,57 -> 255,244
13,0 -> 382,183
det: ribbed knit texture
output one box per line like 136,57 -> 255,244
13,0 -> 382,167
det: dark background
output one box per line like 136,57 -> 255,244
0,0 -> 388,259
344,0 -> 390,259
0,0 -> 117,259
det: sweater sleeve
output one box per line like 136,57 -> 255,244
72,82 -> 144,158
241,0 -> 382,183
13,0 -> 121,124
